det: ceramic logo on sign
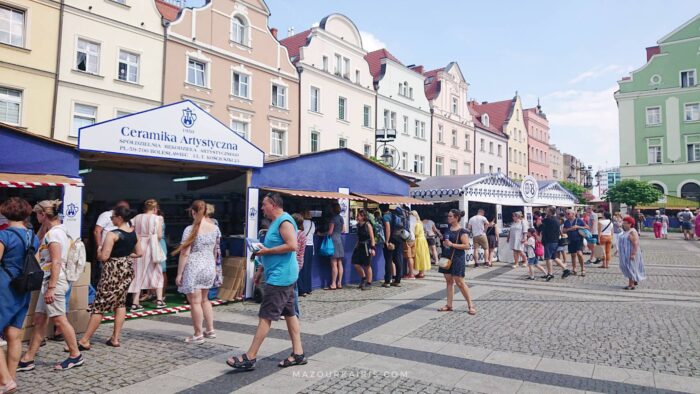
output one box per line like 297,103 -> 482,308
78,101 -> 264,168
520,175 -> 539,203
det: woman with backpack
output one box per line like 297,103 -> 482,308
73,206 -> 141,350
437,209 -> 476,315
18,200 -> 83,372
0,198 -> 39,393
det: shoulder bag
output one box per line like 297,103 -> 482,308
438,230 -> 462,270
2,229 -> 43,293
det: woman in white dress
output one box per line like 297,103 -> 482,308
128,199 -> 165,311
507,212 -> 527,268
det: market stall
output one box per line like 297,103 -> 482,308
249,148 -> 427,291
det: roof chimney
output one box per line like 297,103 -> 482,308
409,65 -> 424,74
646,46 -> 660,62
287,27 -> 295,37
270,27 -> 278,39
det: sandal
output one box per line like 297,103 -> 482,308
278,352 -> 308,368
467,306 -> 477,315
63,343 -> 91,352
437,305 -> 453,312
623,286 -> 635,290
55,354 -> 84,371
204,330 -> 216,339
155,300 -> 167,309
323,287 -> 336,291
16,360 -> 34,372
581,272 -> 586,277
106,339 -> 120,347
226,353 -> 256,371
184,335 -> 204,344
0,380 -> 17,394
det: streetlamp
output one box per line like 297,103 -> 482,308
375,128 -> 399,169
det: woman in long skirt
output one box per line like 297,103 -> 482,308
411,211 -> 431,278
618,216 -> 646,290
128,199 -> 165,311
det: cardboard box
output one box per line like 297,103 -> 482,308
68,285 -> 89,311
72,263 -> 92,287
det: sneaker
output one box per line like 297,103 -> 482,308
562,269 -> 572,278
539,275 -> 549,279
527,276 -> 535,280
55,354 -> 84,371
546,274 -> 554,282
185,335 -> 205,344
16,360 -> 35,372
382,283 -> 391,288
203,330 -> 216,339
390,282 -> 402,287
130,304 -> 145,313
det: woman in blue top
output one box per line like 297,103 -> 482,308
0,197 -> 39,394
437,209 -> 476,315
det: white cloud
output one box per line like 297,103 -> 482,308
360,31 -> 386,51
568,65 -> 627,84
543,85 -> 619,171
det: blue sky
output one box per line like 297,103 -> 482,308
188,0 -> 698,172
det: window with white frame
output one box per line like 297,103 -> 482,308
71,103 -> 96,137
413,155 -> 425,174
497,167 -> 501,173
322,56 -> 328,71
451,96 -> 458,114
0,87 -> 21,125
497,144 -> 502,157
271,129 -> 286,156
310,86 -> 320,112
355,70 -> 360,83
687,142 -> 700,162
390,111 -> 396,130
464,162 -> 471,174
339,138 -> 347,148
464,133 -> 470,151
334,54 -> 342,75
338,97 -> 347,120
343,58 -> 350,78
187,58 -> 206,86
230,120 -> 248,140
482,113 -> 489,127
0,5 -> 25,47
363,105 -> 371,127
409,87 -> 413,99
384,109 -> 390,129
363,144 -> 371,157
403,116 -> 409,134
76,38 -> 100,74
480,138 -> 485,151
310,131 -> 319,152
479,163 -> 485,174
685,103 -> 699,122
646,107 -> 661,125
450,159 -> 458,176
414,120 -> 420,137
681,70 -> 696,88
401,152 -> 407,171
116,110 -> 131,118
117,50 -> 139,83
232,72 -> 250,98
489,141 -> 494,154
419,122 -> 426,139
437,124 -> 443,142
489,165 -> 493,173
272,84 -> 286,108
451,129 -> 457,147
435,156 -> 443,176
231,16 -> 247,45
647,144 -> 662,164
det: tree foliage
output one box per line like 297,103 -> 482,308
560,181 -> 587,203
604,179 -> 662,209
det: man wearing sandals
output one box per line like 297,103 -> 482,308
227,193 -> 306,371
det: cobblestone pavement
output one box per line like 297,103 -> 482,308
297,367 -> 482,394
215,280 -> 425,322
408,289 -> 700,377
16,326 -> 232,394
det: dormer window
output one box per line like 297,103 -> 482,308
482,114 -> 489,127
231,16 -> 247,46
451,96 -> 458,114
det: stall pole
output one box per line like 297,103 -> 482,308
524,206 -> 533,228
459,193 -> 469,228
496,204 -> 504,229
62,185 -> 83,239
245,179 -> 260,299
338,187 -> 349,234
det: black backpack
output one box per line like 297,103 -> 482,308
1,229 -> 43,293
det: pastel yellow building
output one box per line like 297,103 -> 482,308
0,0 -> 60,137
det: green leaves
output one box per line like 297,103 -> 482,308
560,181 -> 587,203
603,179 -> 663,209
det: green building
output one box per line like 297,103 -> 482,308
615,13 -> 700,201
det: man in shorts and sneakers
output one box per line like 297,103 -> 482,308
468,209 -> 492,267
541,208 -> 571,280
563,209 -> 589,276
226,193 -> 306,371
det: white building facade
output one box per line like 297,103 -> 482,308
366,50 -> 431,178
473,125 -> 508,175
281,14 -> 376,156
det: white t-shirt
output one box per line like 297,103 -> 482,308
408,215 -> 417,241
423,220 -> 436,236
468,215 -> 489,237
302,219 -> 316,246
96,210 -> 117,245
599,219 -> 613,236
40,225 -> 69,279
526,236 -> 536,258
589,214 -> 599,235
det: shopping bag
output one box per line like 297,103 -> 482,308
320,236 -> 335,257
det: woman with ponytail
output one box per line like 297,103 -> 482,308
174,200 -> 220,344
437,209 -> 476,315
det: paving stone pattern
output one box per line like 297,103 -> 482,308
16,326 -> 231,394
298,367 -> 482,394
216,280 -> 426,322
408,290 -> 700,377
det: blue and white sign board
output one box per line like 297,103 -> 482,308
78,100 -> 264,168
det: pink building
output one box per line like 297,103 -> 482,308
523,103 -> 550,180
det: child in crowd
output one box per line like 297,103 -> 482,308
526,228 -> 548,280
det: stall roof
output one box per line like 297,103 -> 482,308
352,193 -> 432,205
0,123 -> 80,178
252,149 -> 415,196
0,173 -> 83,188
262,187 -> 367,201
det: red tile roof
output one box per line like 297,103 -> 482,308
422,67 -> 443,101
471,98 -> 515,134
155,0 -> 181,22
279,29 -> 312,62
468,102 -> 507,138
364,49 -> 403,81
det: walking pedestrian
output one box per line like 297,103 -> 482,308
437,209 -> 476,315
0,198 -> 39,393
422,216 -> 441,265
612,212 -> 623,256
174,200 -> 220,344
694,208 -> 700,240
585,207 -> 600,264
677,208 -> 694,240
636,211 -> 646,234
411,211 -> 430,278
652,210 -> 663,239
226,193 -> 306,371
19,200 -> 83,371
156,208 -> 168,302
485,216 -> 498,266
507,212 -> 527,268
468,209 -> 491,267
324,203 -> 344,290
298,210 -> 315,296
129,199 -> 165,311
74,206 -> 141,350
660,210 -> 669,239
403,207 -> 417,279
541,207 -> 571,279
351,210 -> 375,290
292,213 -> 306,315
618,216 -> 646,290
382,205 -> 405,287
525,228 -> 548,280
563,209 -> 588,276
93,200 -> 129,286
597,212 -> 614,269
